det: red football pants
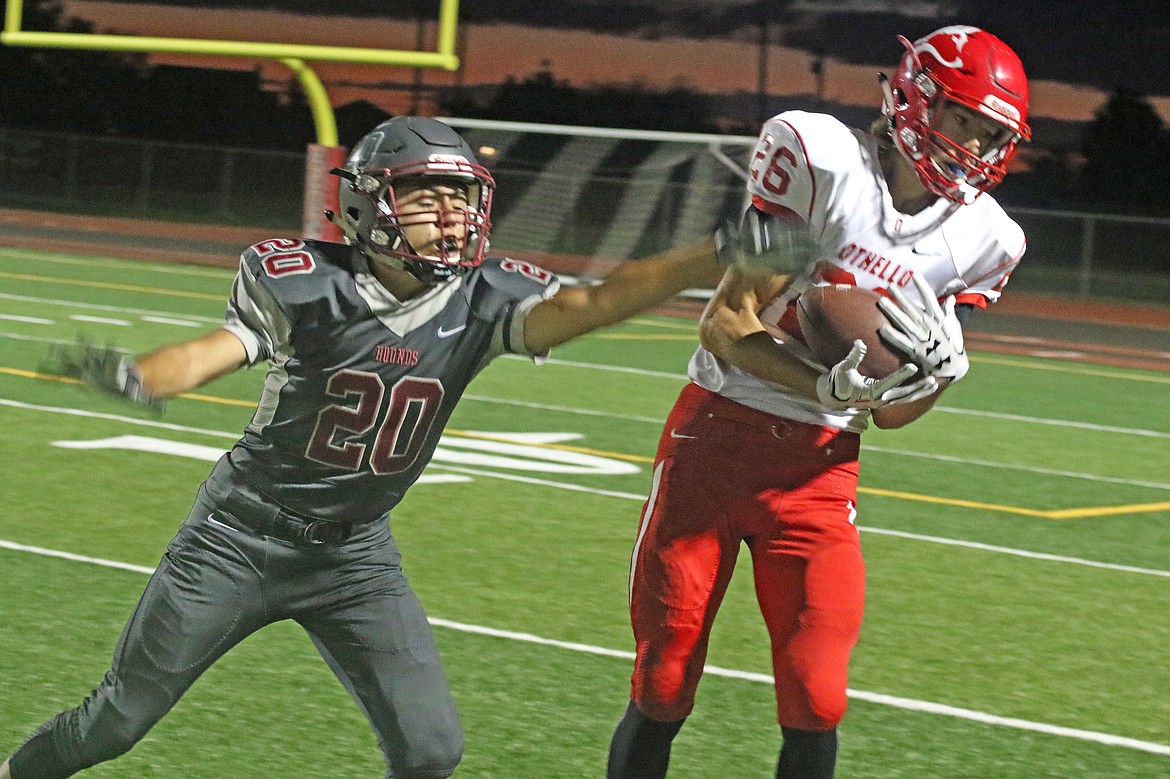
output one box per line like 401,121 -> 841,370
627,383 -> 864,731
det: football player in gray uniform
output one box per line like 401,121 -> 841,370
2,116 -> 726,779
4,116 -> 926,779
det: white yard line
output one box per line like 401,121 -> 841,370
933,406 -> 1170,439
465,396 -> 1170,489
0,314 -> 53,325
2,538 -> 1168,757
0,248 -> 235,278
69,315 -> 132,326
0,292 -> 223,324
858,527 -> 1170,577
861,445 -> 1170,492
429,465 -> 1170,578
463,393 -> 666,424
500,355 -> 1170,438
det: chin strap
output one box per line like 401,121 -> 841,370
878,72 -> 896,120
365,242 -> 458,286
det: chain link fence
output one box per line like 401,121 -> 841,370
0,129 -> 304,229
2,127 -> 1168,305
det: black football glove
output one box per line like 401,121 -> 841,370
714,206 -> 820,275
51,338 -> 163,410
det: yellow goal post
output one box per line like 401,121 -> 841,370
2,0 -> 463,239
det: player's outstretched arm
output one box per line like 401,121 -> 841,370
521,237 -> 721,355
54,328 -> 248,407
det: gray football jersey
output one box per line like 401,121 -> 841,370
204,239 -> 559,523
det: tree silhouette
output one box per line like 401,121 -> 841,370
1078,88 -> 1170,211
438,63 -> 717,133
0,0 -> 144,132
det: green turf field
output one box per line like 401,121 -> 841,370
1,245 -> 1169,778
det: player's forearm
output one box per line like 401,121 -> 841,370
587,237 -> 720,324
135,329 -> 247,397
701,319 -> 821,400
697,266 -> 819,399
523,239 -> 719,353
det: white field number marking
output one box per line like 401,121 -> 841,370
52,431 -> 639,479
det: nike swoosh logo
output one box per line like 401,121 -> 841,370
437,324 -> 467,338
669,428 -> 698,440
206,513 -> 238,532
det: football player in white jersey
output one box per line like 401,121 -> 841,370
608,26 -> 1030,779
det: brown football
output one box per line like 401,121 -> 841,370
795,284 -> 909,379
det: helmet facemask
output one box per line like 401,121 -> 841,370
338,162 -> 494,285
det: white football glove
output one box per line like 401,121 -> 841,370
714,206 -> 820,275
878,275 -> 970,383
815,340 -> 940,410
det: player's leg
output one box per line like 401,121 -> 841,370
775,727 -> 839,779
749,471 -> 865,779
297,520 -> 462,779
4,498 -> 268,778
607,701 -> 686,779
609,386 -> 743,778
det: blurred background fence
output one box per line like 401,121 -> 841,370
2,124 -> 1168,305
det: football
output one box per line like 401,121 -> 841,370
795,284 -> 910,379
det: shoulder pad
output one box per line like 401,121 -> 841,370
463,256 -> 559,321
769,111 -> 864,175
241,238 -> 351,276
240,239 -> 353,305
985,199 -> 1027,260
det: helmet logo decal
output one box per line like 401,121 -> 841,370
427,154 -> 476,174
913,25 -> 979,69
983,94 -> 1022,125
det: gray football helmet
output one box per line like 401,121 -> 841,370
332,116 -> 495,284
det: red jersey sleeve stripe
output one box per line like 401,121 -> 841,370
954,292 -> 991,309
966,256 -> 1021,290
779,119 -> 818,223
750,195 -> 806,225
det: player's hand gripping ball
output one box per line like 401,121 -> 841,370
797,284 -> 939,409
878,274 -> 970,383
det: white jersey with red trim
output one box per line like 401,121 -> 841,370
689,110 -> 1026,433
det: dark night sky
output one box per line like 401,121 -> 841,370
45,0 -> 1170,128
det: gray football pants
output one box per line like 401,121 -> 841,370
9,486 -> 462,778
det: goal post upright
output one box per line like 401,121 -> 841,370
1,0 -> 464,239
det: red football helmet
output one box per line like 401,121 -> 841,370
882,26 -> 1030,203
